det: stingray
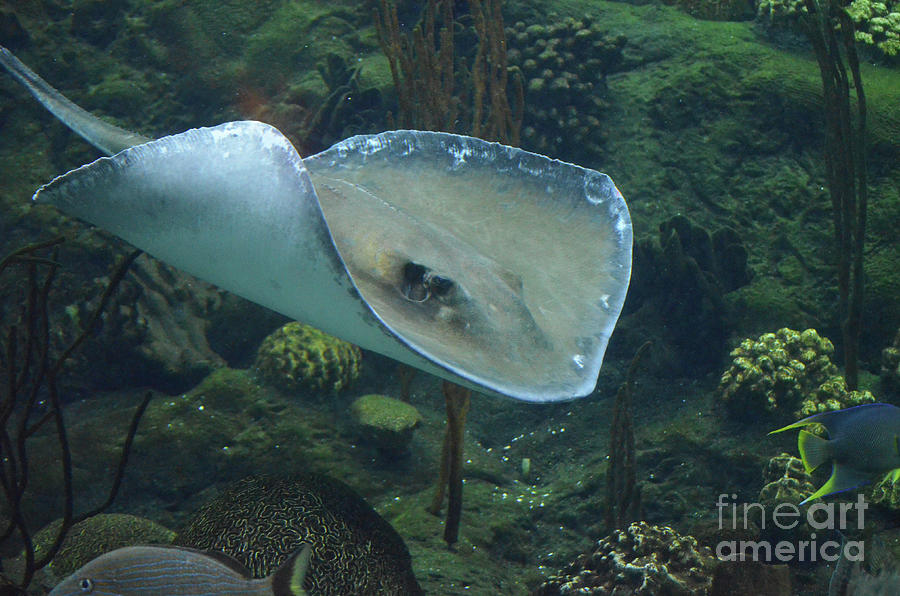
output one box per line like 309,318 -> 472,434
0,45 -> 631,402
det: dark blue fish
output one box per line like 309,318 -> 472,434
770,403 -> 900,504
49,544 -> 309,595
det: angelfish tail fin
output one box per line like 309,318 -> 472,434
800,463 -> 874,505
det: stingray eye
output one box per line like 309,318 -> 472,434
428,274 -> 455,298
401,262 -> 430,302
79,578 -> 94,592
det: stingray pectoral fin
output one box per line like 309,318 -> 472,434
306,131 -> 633,402
32,121 -> 402,357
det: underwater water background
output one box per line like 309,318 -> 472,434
0,0 -> 899,594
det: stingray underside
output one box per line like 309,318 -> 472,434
306,131 -> 633,402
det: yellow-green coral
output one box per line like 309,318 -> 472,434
870,468 -> 900,509
758,0 -> 900,56
254,322 -> 361,394
796,379 -> 875,417
717,328 -> 873,417
847,0 -> 900,56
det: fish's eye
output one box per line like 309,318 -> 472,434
401,262 -> 430,302
427,274 -> 455,298
79,578 -> 94,593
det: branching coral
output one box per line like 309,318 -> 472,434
374,0 -> 522,143
0,239 -> 150,593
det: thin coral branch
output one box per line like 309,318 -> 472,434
0,240 -> 149,591
605,341 -> 650,530
799,0 -> 867,389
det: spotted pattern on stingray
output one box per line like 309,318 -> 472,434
175,474 -> 422,595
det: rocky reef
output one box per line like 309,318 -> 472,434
869,469 -> 900,509
752,453 -> 816,551
882,327 -> 900,394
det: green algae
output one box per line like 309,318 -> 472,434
244,2 -> 359,90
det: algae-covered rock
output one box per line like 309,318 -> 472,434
34,513 -> 175,579
131,367 -> 358,500
717,328 -> 874,418
350,394 -> 423,453
254,322 -> 361,394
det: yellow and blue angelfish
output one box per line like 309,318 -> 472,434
770,403 -> 900,505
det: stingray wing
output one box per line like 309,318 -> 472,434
306,131 -> 632,402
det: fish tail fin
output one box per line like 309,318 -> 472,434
0,45 -> 150,155
797,429 -> 831,474
800,463 -> 874,505
270,544 -> 311,596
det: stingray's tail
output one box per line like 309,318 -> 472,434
0,45 -> 151,155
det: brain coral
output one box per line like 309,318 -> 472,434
35,514 -> 175,579
717,328 -> 874,418
176,474 -> 422,595
254,322 -> 361,394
